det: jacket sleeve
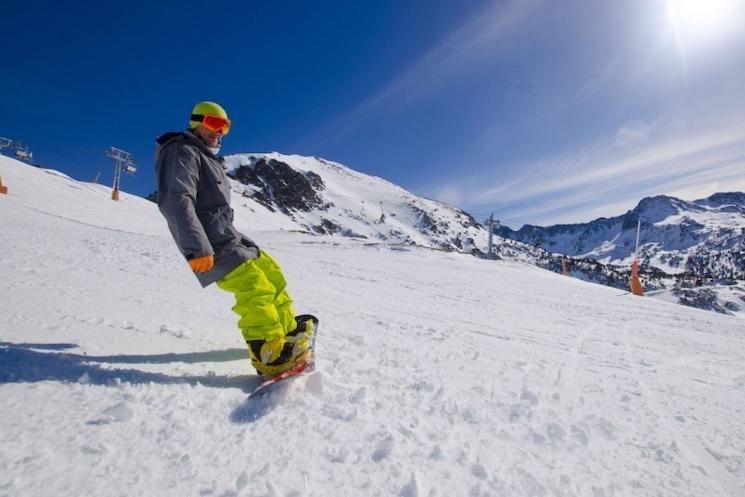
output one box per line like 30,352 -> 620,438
156,143 -> 213,260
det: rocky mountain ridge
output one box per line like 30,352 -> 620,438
222,153 -> 500,254
496,193 -> 745,280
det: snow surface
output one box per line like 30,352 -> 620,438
1,155 -> 745,497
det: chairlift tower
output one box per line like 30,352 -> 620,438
106,147 -> 137,201
484,213 -> 500,259
0,137 -> 12,154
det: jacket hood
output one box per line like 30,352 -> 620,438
155,131 -> 183,146
155,129 -> 223,162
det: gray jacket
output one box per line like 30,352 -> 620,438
155,129 -> 258,287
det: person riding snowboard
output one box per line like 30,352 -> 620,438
155,101 -> 315,377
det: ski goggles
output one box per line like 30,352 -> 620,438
191,114 -> 231,135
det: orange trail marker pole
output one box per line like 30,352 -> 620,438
630,260 -> 645,296
629,219 -> 644,296
0,174 -> 8,194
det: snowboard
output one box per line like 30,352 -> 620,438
248,315 -> 318,399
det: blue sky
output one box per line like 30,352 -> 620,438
2,0 -> 745,227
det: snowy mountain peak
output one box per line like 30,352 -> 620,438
697,191 -> 745,208
499,192 -> 745,278
221,152 -> 492,252
623,195 -> 702,228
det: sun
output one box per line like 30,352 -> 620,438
666,0 -> 741,41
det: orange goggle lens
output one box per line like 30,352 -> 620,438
192,114 -> 231,135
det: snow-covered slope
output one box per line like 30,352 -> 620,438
498,194 -> 745,278
2,156 -> 745,497
222,152 -> 490,253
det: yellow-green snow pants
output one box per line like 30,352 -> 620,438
216,250 -> 297,342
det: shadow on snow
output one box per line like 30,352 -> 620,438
230,382 -> 292,424
0,341 -> 261,392
0,342 -> 299,423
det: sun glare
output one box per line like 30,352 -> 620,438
667,0 -> 741,40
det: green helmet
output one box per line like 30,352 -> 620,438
189,101 -> 229,129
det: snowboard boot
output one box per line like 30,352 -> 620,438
247,315 -> 317,377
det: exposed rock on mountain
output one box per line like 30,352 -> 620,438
232,157 -> 327,215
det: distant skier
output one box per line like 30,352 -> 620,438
154,101 -> 314,377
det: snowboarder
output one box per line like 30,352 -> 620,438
154,101 -> 314,377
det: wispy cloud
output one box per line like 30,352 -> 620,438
299,0 -> 544,148
425,118 -> 745,226
421,0 -> 745,228
295,0 -> 745,229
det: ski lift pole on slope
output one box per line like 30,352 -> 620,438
484,213 -> 500,260
0,137 -> 12,155
107,147 -> 136,201
630,218 -> 645,296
